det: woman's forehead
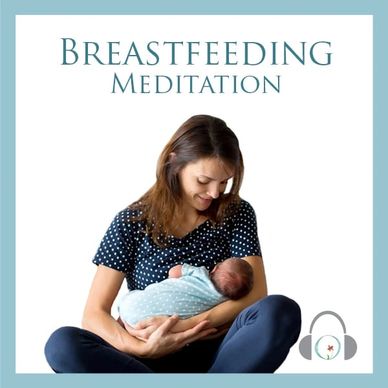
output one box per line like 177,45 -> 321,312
186,158 -> 234,179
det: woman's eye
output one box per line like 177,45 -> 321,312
198,180 -> 209,185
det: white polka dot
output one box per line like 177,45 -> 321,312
93,200 -> 261,291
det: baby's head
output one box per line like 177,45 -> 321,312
210,258 -> 254,300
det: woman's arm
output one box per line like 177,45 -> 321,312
82,265 -> 215,357
82,265 -> 144,353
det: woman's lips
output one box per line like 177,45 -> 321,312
198,196 -> 212,205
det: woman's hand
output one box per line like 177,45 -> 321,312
127,315 -> 217,359
124,315 -> 220,341
124,316 -> 171,341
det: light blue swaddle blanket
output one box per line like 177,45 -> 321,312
119,263 -> 227,326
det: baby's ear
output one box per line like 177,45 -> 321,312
210,265 -> 218,274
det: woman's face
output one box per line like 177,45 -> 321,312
178,157 -> 234,212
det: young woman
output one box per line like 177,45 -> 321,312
45,114 -> 301,373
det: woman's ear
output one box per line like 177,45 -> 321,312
169,152 -> 176,161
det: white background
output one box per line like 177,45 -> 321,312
16,15 -> 372,373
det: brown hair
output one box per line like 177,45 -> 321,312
210,258 -> 254,300
130,115 -> 244,246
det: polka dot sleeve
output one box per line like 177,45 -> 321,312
92,209 -> 140,273
230,200 -> 262,258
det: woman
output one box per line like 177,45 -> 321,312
45,114 -> 301,373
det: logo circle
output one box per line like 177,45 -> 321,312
314,335 -> 341,360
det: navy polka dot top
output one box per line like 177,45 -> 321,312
93,199 -> 261,291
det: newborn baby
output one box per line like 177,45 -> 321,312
118,257 -> 254,326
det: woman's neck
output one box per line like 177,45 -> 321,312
172,209 -> 206,238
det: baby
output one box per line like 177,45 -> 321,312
118,257 -> 254,326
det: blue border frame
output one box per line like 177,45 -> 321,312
1,1 -> 387,387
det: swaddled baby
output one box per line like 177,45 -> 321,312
118,257 -> 253,326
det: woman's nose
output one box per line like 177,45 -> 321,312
207,185 -> 220,199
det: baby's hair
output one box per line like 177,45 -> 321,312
210,258 -> 254,300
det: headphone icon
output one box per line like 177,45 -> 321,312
299,311 -> 357,360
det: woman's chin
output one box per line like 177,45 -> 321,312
196,197 -> 213,210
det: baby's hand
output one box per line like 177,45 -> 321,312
168,264 -> 183,278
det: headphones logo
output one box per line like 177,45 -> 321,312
299,311 -> 357,360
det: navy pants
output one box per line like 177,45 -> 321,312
45,295 -> 301,373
